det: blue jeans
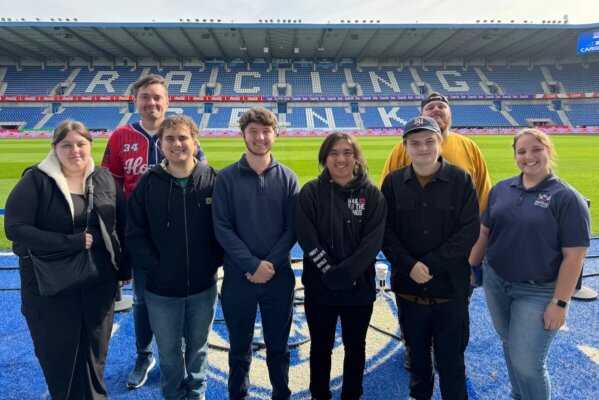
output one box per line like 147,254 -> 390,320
132,264 -> 154,356
145,285 -> 218,400
483,263 -> 558,400
221,267 -> 295,400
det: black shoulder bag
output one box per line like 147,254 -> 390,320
29,179 -> 99,297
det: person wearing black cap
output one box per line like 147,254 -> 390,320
381,116 -> 480,400
380,92 -> 491,214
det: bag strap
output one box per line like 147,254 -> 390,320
85,177 -> 94,231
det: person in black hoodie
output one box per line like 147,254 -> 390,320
126,115 -> 222,400
381,116 -> 480,400
5,120 -> 131,399
296,132 -> 386,400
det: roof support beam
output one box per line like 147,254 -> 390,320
179,28 -> 205,60
30,27 -> 93,62
63,28 -> 116,60
0,37 -> 45,62
208,28 -> 228,59
377,29 -> 409,61
421,29 -> 463,63
0,27 -> 68,61
356,29 -> 379,61
150,28 -> 183,60
91,27 -> 139,61
121,28 -> 161,59
333,29 -> 352,63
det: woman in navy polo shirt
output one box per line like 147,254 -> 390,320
470,128 -> 590,400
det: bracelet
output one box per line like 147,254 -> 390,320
551,297 -> 568,308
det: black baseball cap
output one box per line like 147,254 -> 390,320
402,116 -> 441,138
420,92 -> 449,109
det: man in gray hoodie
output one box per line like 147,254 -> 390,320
212,107 -> 299,400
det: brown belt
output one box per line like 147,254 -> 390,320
398,294 -> 450,305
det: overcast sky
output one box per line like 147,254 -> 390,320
1,0 -> 598,24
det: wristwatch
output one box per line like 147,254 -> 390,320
551,297 -> 568,308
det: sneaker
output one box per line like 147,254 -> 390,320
127,355 -> 156,389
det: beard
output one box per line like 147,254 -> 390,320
243,136 -> 272,156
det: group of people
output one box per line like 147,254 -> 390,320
4,75 -> 591,400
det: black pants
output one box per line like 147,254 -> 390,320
21,269 -> 117,400
304,300 -> 374,400
396,295 -> 469,400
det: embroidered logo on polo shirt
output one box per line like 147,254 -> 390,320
348,197 -> 366,216
534,193 -> 551,208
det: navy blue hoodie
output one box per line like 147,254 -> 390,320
212,154 -> 299,278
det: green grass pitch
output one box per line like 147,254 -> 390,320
1,135 -> 598,250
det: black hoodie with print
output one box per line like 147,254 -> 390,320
296,171 -> 387,306
126,162 -> 223,298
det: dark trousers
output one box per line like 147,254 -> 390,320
132,263 -> 154,356
21,273 -> 117,400
396,295 -> 469,400
221,267 -> 295,400
304,300 -> 374,400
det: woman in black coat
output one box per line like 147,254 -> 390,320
4,120 -> 130,399
296,132 -> 386,400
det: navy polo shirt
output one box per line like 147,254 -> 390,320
482,174 -> 590,282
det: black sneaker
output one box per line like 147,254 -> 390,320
127,355 -> 156,389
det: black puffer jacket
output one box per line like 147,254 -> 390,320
126,162 -> 223,297
295,171 -> 387,306
5,155 -> 131,296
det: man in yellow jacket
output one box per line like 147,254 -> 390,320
380,92 -> 491,213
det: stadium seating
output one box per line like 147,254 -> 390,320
1,62 -> 598,130
43,107 -> 123,130
2,66 -> 70,96
451,105 -> 512,127
0,106 -> 46,129
566,103 -> 599,126
508,104 -> 561,126
482,66 -> 546,94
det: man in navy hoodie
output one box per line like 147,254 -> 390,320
212,107 -> 299,400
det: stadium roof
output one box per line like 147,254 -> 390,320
0,22 -> 598,65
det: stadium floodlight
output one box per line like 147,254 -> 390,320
294,47 -> 299,53
264,47 -> 269,53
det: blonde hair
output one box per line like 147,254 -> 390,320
512,128 -> 557,171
